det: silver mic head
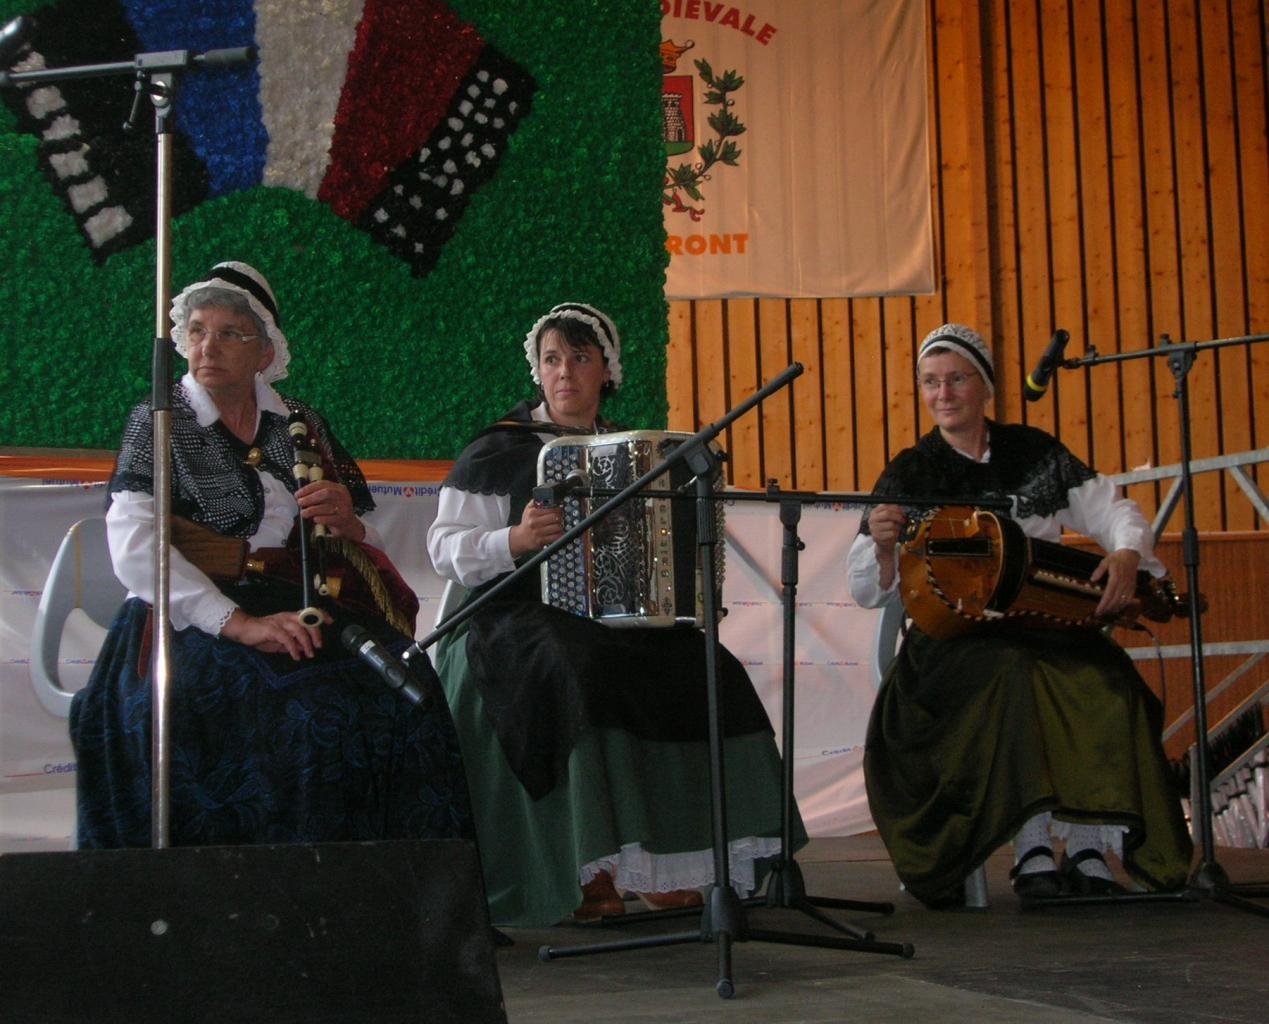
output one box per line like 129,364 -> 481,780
0,16 -> 31,68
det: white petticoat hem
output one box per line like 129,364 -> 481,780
578,836 -> 785,896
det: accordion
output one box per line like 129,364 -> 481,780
536,430 -> 726,627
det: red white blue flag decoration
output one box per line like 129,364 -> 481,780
1,0 -> 535,277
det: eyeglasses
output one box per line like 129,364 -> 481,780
917,370 -> 979,392
186,325 -> 261,345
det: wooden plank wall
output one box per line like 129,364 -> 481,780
665,0 -> 1269,534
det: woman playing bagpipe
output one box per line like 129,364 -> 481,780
70,262 -> 471,849
426,303 -> 802,926
847,323 -> 1193,906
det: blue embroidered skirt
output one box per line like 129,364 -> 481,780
70,598 -> 472,849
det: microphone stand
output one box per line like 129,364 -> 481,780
732,485 -> 1008,931
410,365 -> 964,997
543,483 -> 1010,942
1044,331 -> 1269,916
407,366 -> 800,660
2,43 -> 256,847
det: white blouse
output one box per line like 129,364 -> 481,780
847,443 -> 1166,609
427,404 -> 559,588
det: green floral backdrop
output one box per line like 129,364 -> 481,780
0,0 -> 667,459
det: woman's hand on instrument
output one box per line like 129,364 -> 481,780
296,480 -> 365,541
220,608 -> 330,660
509,501 -> 565,557
1091,548 -> 1141,618
867,504 -> 907,555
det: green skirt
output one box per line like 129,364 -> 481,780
864,625 -> 1193,906
437,623 -> 805,927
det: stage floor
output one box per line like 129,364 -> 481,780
493,835 -> 1268,1023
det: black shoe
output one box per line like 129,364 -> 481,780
1010,846 -> 1063,900
1060,849 -> 1128,896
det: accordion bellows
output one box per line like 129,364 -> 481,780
537,431 -> 725,628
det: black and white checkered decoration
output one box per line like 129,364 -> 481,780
357,46 -> 535,277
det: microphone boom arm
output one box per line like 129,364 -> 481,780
403,362 -> 805,664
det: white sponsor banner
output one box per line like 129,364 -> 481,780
661,0 -> 933,298
719,500 -> 879,837
1,476 -> 879,848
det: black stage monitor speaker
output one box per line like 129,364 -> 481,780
0,838 -> 506,1024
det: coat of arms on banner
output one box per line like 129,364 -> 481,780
661,38 -> 745,223
660,1 -> 932,299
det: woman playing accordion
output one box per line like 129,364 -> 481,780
847,323 -> 1192,906
427,302 -> 802,926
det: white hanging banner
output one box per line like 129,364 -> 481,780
661,0 -> 934,299
2,475 -> 880,847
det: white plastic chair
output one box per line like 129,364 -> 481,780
29,517 -> 125,718
871,597 -> 989,907
434,579 -> 468,629
872,598 -> 907,688
418,578 -> 470,669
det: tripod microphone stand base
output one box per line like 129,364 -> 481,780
1187,859 -> 1269,913
745,856 -> 897,942
1023,884 -> 1269,916
538,882 -> 913,999
1060,333 -> 1269,924
1022,858 -> 1268,916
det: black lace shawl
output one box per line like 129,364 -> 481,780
108,384 -> 373,538
443,400 -> 550,499
858,422 -> 1096,535
443,399 -> 611,498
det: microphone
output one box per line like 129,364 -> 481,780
1024,329 -> 1071,402
193,46 -> 258,67
0,16 -> 30,67
341,624 -> 428,707
531,468 -> 589,506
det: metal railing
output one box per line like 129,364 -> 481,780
1109,447 -> 1269,538
1108,449 -> 1269,845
